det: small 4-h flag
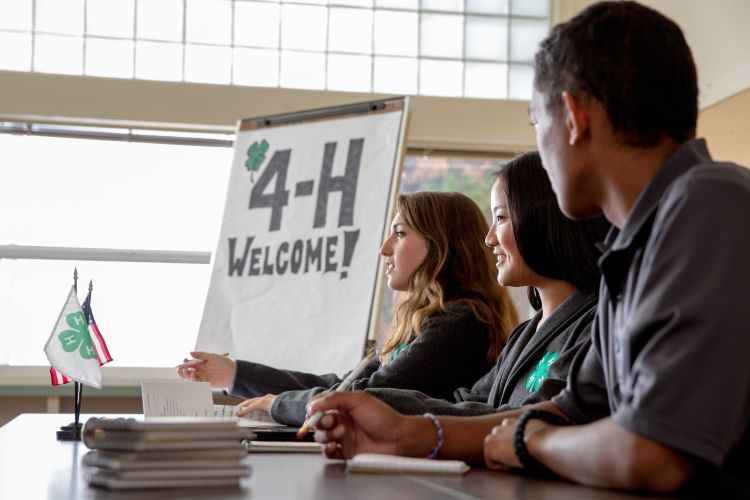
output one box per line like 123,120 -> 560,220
44,286 -> 103,389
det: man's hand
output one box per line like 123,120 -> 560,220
309,392 -> 422,459
484,417 -> 551,470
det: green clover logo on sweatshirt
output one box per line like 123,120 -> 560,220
57,311 -> 97,360
525,351 -> 559,392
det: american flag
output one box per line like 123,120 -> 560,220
49,287 -> 112,386
49,367 -> 70,385
81,289 -> 113,366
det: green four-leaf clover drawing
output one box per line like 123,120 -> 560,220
525,351 -> 559,392
245,139 -> 269,183
57,311 -> 97,360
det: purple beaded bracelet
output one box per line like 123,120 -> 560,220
422,413 -> 444,459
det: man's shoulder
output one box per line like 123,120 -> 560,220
670,160 -> 750,197
658,160 -> 750,223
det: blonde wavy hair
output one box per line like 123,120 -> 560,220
380,191 -> 518,365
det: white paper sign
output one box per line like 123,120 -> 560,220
196,101 -> 407,374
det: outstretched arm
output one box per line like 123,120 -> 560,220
485,416 -> 694,493
177,351 -> 235,388
309,391 -> 559,461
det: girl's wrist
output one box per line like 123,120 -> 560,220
223,359 -> 237,390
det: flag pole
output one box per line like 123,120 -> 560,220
57,268 -> 83,441
71,281 -> 93,438
73,271 -> 83,439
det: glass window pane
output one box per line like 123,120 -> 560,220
35,0 -> 84,36
34,34 -> 83,74
421,0 -> 464,12
420,13 -> 463,58
465,15 -> 507,60
464,61 -> 507,99
508,63 -> 533,99
0,259 -> 211,367
329,7 -> 372,54
280,50 -> 325,89
0,32 -> 31,71
511,0 -> 548,17
86,0 -> 134,38
234,2 -> 280,48
0,134 -> 232,250
233,47 -> 280,87
373,10 -> 417,56
401,154 -> 499,206
85,38 -> 134,78
419,59 -> 462,97
327,54 -> 371,92
332,0 -> 373,6
0,0 -> 33,30
466,0 -> 509,15
135,41 -> 183,81
186,0 -> 232,45
184,44 -> 232,84
0,133 -> 232,368
510,18 -> 547,62
376,0 -> 418,8
136,0 -> 183,42
373,56 -> 417,94
280,4 -> 327,51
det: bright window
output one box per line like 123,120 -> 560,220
0,132 -> 232,367
0,130 -> 529,367
0,0 -> 549,100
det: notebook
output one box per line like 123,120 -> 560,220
87,472 -> 245,490
83,449 -> 248,470
82,418 -> 257,452
241,440 -> 322,453
250,426 -> 315,442
141,380 -> 282,428
346,454 -> 470,475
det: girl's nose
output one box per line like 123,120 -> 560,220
485,224 -> 498,247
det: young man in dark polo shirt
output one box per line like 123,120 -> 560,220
308,1 -> 750,495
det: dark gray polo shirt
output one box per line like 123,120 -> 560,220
551,139 -> 750,493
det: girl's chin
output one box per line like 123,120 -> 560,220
496,273 -> 516,288
386,279 -> 404,292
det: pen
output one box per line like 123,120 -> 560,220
297,351 -> 376,438
176,352 -> 229,368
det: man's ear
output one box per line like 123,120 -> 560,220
561,91 -> 589,146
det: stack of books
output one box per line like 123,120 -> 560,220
81,417 -> 255,490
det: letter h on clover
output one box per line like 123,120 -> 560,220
57,311 -> 97,360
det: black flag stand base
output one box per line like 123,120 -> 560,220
56,422 -> 82,441
56,382 -> 83,441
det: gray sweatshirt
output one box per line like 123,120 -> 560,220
228,304 -> 495,425
367,290 -> 597,416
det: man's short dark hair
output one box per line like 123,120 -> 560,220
534,1 -> 698,147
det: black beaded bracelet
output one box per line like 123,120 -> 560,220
513,409 -> 572,476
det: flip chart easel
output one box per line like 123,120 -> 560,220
196,97 -> 410,374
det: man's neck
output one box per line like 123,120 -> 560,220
597,138 -> 681,228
